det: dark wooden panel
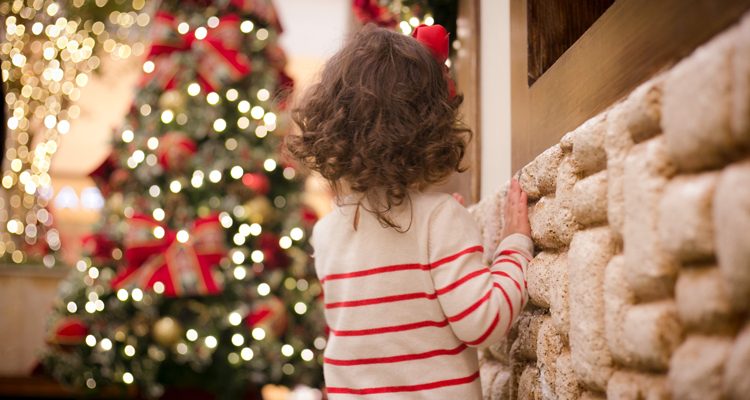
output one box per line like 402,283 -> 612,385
527,0 -> 615,86
511,0 -> 750,172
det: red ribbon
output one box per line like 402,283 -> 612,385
412,24 -> 456,100
110,213 -> 226,297
142,11 -> 252,92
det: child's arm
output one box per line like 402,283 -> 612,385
429,179 -> 532,348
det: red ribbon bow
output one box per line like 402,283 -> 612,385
142,11 -> 252,92
110,214 -> 226,297
412,24 -> 456,100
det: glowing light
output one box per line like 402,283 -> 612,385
425,16 -> 435,25
209,170 -> 222,183
295,302 -> 308,314
230,166 -> 244,179
283,167 -> 296,179
154,227 -> 165,238
153,208 -> 165,221
241,21 -> 254,33
170,180 -> 181,193
58,120 -> 70,134
290,228 -> 304,241
101,338 -> 112,350
205,336 -> 217,348
241,347 -> 253,360
400,21 -> 412,35
89,267 -> 99,279
186,329 -> 198,341
117,289 -> 129,301
252,328 -> 266,340
132,288 -> 143,301
213,118 -> 226,132
208,17 -> 220,28
251,250 -> 264,263
234,266 -> 246,280
143,61 -> 155,73
257,283 -> 271,296
187,83 -> 201,96
123,373 -> 133,384
153,281 -> 165,294
281,344 -> 294,356
85,302 -> 96,313
124,345 -> 135,356
264,159 -> 276,171
314,337 -> 327,349
257,89 -> 270,101
229,312 -> 242,326
67,302 -> 77,313
250,106 -> 264,119
301,349 -> 314,361
86,335 -> 96,347
226,89 -> 238,101
238,100 -> 250,113
178,22 -> 189,34
263,112 -> 276,125
232,251 -> 245,264
161,110 -> 174,123
86,379 -> 96,389
232,334 -> 245,346
176,230 -> 189,243
44,115 -> 56,128
122,130 -> 134,143
195,27 -> 208,40
256,29 -> 268,40
238,117 -> 250,129
409,17 -> 419,26
250,223 -> 262,236
207,92 -> 220,104
133,150 -> 145,163
177,343 -> 188,354
220,213 -> 233,228
279,236 -> 292,249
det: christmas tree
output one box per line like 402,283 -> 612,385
42,0 -> 325,398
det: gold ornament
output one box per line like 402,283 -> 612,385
243,197 -> 274,224
151,316 -> 184,346
158,90 -> 187,113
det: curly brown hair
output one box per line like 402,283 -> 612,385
285,24 -> 472,231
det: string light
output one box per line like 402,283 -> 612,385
186,329 -> 198,341
257,283 -> 270,296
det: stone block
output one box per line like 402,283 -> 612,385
620,78 -> 664,143
490,368 -> 511,400
488,322 -> 518,365
621,300 -> 683,371
603,255 -> 636,365
560,130 -> 575,153
569,227 -> 616,391
579,392 -> 606,400
549,252 -> 570,342
520,145 -> 565,201
527,252 -> 559,308
607,371 -> 670,400
658,172 -> 718,263
556,350 -> 584,400
480,361 -> 506,400
723,324 -> 750,400
662,27 -> 744,172
473,181 -> 510,264
623,137 -> 678,301
713,160 -> 750,312
518,365 -> 543,400
675,266 -> 737,335
537,318 -> 564,399
731,13 -> 750,143
605,104 -> 636,244
668,336 -> 732,400
515,313 -> 546,361
572,170 -> 608,227
573,113 -> 609,176
529,156 -> 582,250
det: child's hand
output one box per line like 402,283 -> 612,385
452,193 -> 465,206
501,179 -> 530,241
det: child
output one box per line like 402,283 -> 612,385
286,24 -> 532,399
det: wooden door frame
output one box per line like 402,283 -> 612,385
511,0 -> 750,172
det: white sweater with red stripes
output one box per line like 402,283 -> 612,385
311,191 -> 533,399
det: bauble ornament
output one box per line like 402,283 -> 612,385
151,316 -> 183,347
47,317 -> 88,351
245,295 -> 287,338
156,132 -> 198,171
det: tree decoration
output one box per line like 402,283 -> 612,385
42,0 -> 325,397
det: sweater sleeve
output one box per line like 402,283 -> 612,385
427,198 -> 533,348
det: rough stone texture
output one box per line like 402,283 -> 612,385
488,322 -> 518,365
470,181 -> 510,264
579,392 -> 607,400
607,371 -> 670,400
620,78 -> 664,143
573,113 -> 609,176
527,252 -> 558,308
604,104 -> 636,244
556,350 -> 584,400
623,137 -> 678,301
572,170 -> 608,227
668,336 -> 732,400
515,313 -> 547,361
490,368 -> 512,400
537,318 -> 564,400
520,145 -> 565,201
621,300 -> 683,371
723,324 -> 750,400
568,227 -> 616,391
480,361 -> 507,400
662,27 -> 745,172
560,130 -> 574,153
675,267 -> 737,335
658,172 -> 718,263
731,13 -> 750,143
529,155 -> 582,250
713,160 -> 750,312
548,252 -> 570,342
603,255 -> 636,366
518,365 -> 543,400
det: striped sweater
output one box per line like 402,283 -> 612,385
311,191 -> 533,399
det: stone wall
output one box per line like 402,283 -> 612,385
470,14 -> 750,400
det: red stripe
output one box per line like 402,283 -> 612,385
497,284 -> 514,332
436,269 -> 489,295
498,249 -> 530,262
330,319 -> 449,337
325,292 -> 438,309
326,371 -> 480,395
325,344 -> 468,366
492,271 -> 524,307
464,313 -> 500,346
447,283 -> 502,322
320,246 -> 483,284
492,257 -> 523,271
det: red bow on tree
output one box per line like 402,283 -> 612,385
412,24 -> 457,100
142,11 -> 252,92
110,214 -> 226,297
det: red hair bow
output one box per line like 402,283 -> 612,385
412,24 -> 456,100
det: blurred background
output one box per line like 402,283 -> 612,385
0,0 -> 510,398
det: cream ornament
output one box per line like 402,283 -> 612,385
151,316 -> 184,346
